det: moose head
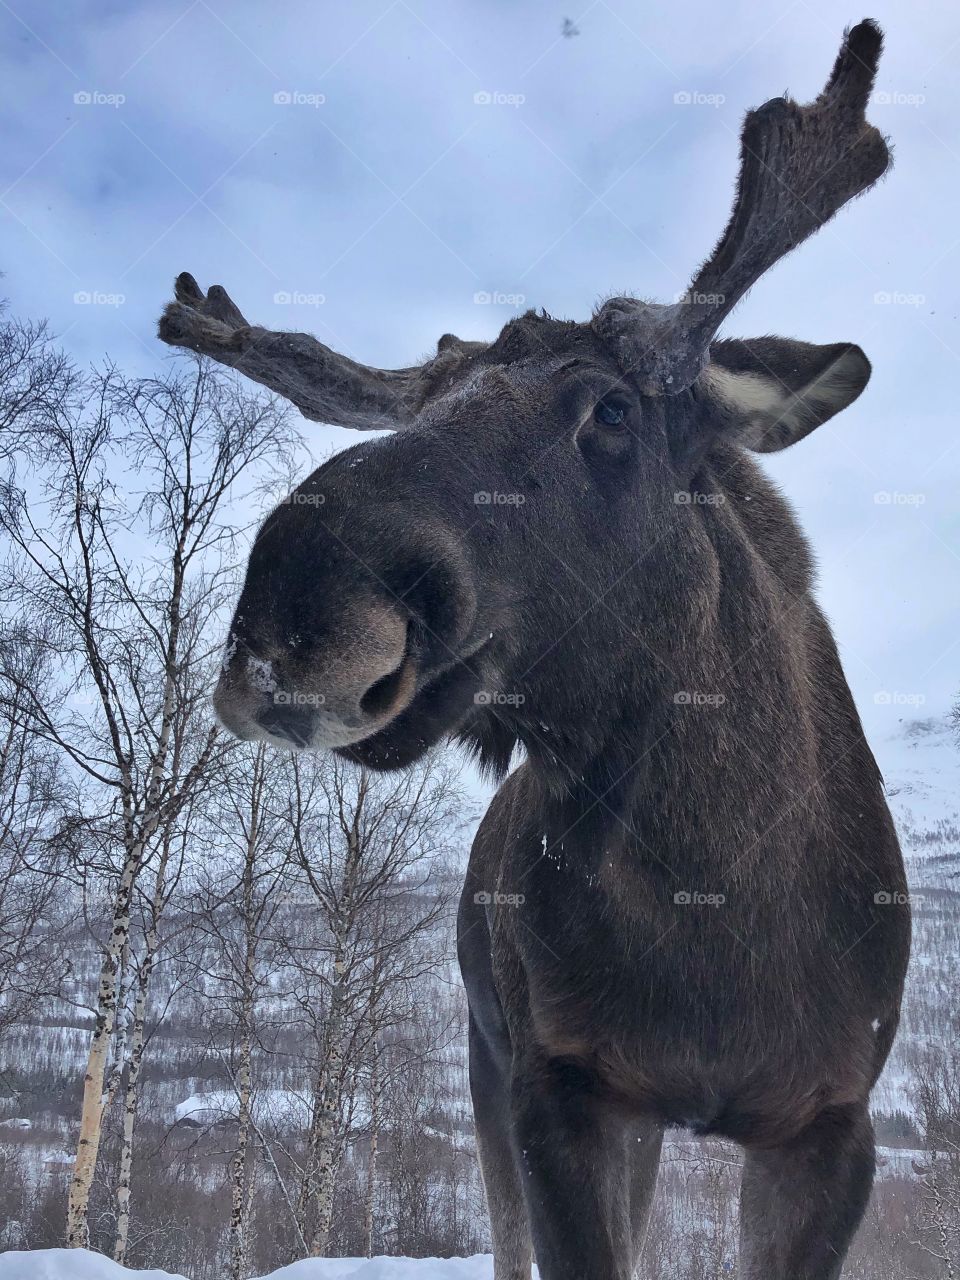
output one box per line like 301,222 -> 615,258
160,21 -> 889,780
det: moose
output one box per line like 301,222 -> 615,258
159,20 -> 910,1279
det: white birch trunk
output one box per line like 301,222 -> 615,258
114,830 -> 172,1264
363,1042 -> 382,1258
228,1020 -> 254,1280
229,790 -> 259,1280
66,828 -> 142,1248
112,955 -> 150,1264
67,609 -> 181,1247
300,929 -> 350,1257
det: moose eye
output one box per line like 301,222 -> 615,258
594,400 -> 626,427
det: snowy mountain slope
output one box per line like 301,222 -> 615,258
870,714 -> 960,1117
877,714 -> 960,844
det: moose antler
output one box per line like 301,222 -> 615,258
594,20 -> 890,393
158,273 -> 425,429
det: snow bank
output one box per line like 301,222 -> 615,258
255,1258 -> 496,1279
876,1146 -> 929,1178
0,1250 -> 188,1279
0,1250 -> 504,1280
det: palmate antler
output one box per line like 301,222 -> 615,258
158,273 -> 425,429
594,19 -> 890,392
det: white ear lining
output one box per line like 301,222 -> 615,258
702,350 -> 869,453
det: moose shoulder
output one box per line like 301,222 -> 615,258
160,19 -> 910,1280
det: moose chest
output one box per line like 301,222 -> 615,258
491,820 -> 745,1032
477,799 -> 874,1138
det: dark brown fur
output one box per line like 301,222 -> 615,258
181,22 -> 910,1278
211,321 -> 909,1277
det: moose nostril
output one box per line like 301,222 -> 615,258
359,638 -> 415,720
360,665 -> 404,720
385,543 -> 476,659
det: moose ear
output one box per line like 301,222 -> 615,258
701,338 -> 872,453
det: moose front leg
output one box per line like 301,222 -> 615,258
739,1103 -> 876,1280
510,1056 -> 641,1280
469,1017 -> 533,1280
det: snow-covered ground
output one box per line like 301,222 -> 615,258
0,1250 -> 510,1280
173,1089 -> 310,1128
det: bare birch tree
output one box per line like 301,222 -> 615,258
284,754 -> 467,1257
0,300 -> 77,460
0,628 -> 70,1042
912,1042 -> 960,1279
193,741 -> 302,1280
0,358 -> 297,1246
113,787 -> 206,1262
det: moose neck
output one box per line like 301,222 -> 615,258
488,448 -> 825,844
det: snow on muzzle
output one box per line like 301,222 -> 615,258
213,599 -> 416,751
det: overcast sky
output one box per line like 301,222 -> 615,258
2,0 -> 958,793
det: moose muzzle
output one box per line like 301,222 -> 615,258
213,597 -> 417,750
